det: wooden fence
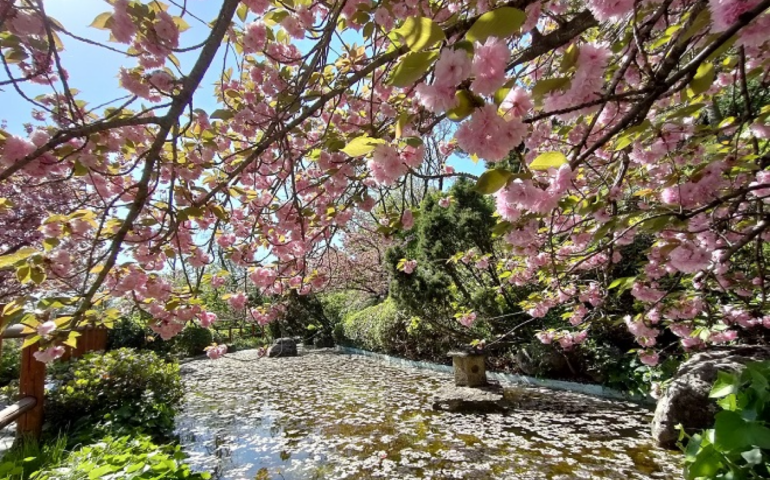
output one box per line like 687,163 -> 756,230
0,325 -> 107,439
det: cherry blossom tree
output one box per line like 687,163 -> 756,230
1,0 -> 770,366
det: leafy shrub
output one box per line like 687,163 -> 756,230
681,361 -> 770,479
107,316 -> 172,357
0,338 -> 22,386
45,348 -> 183,437
29,434 -> 209,480
228,335 -> 267,352
0,436 -> 67,480
341,298 -> 454,361
342,298 -> 404,353
320,290 -> 373,325
172,324 -> 212,357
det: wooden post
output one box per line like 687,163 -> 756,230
96,328 -> 107,351
17,343 -> 45,439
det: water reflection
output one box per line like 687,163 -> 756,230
175,349 -> 680,480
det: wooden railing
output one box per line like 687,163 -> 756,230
0,324 -> 107,439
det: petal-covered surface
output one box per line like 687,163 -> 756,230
176,349 -> 679,480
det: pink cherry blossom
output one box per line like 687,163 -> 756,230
401,210 -> 414,230
403,259 -> 417,274
368,144 -> 407,185
458,311 -> 477,327
34,345 -> 65,364
37,320 -> 56,338
500,87 -> 533,119
709,0 -> 760,32
433,48 -> 472,87
228,292 -> 248,310
587,0 -> 635,22
639,350 -> 659,367
205,344 -> 228,360
470,37 -> 510,96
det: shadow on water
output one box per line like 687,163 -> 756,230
175,349 -> 680,480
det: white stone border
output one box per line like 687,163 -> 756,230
336,346 -> 654,406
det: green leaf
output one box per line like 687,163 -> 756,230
42,237 -> 59,251
341,136 -> 386,157
560,44 -> 579,72
210,109 -> 234,121
237,3 -> 248,22
741,448 -> 763,465
689,62 -> 715,95
685,444 -> 723,480
714,411 -> 751,451
387,50 -> 439,87
716,394 -> 737,411
710,371 -> 740,398
529,152 -> 567,171
446,90 -> 477,121
390,17 -> 446,52
475,169 -> 513,194
29,267 -> 46,285
491,221 -> 513,237
532,77 -> 570,104
90,12 -> 112,30
608,276 -> 636,292
466,7 -> 526,44
0,247 -> 38,270
125,461 -> 146,474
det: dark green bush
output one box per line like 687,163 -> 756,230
45,348 -> 183,437
28,434 -> 209,480
681,361 -> 770,479
228,335 -> 267,352
172,324 -> 212,357
107,316 -> 173,357
341,298 -> 454,361
342,298 -> 403,353
0,338 -> 21,386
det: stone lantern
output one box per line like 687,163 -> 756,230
447,349 -> 487,387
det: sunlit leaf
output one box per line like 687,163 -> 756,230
529,152 -> 567,171
387,51 -> 440,88
466,7 -> 526,44
390,17 -> 446,52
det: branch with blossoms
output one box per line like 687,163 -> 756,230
0,0 -> 769,370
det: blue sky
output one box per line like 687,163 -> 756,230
1,0 -> 483,176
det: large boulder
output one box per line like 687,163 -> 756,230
267,338 -> 298,358
652,346 -> 770,449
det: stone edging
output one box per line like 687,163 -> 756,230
336,346 -> 654,406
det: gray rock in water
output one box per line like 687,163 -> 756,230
652,346 -> 770,449
268,338 -> 298,357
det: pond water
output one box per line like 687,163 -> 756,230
175,349 -> 681,480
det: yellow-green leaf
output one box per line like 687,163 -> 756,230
530,152 -> 567,171
532,77 -> 570,104
466,7 -> 526,44
342,136 -> 386,157
387,50 -> 440,88
689,62 -> 715,95
390,17 -> 446,52
0,247 -> 37,270
22,335 -> 40,349
447,90 -> 477,121
90,12 -> 112,30
475,169 -> 513,194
